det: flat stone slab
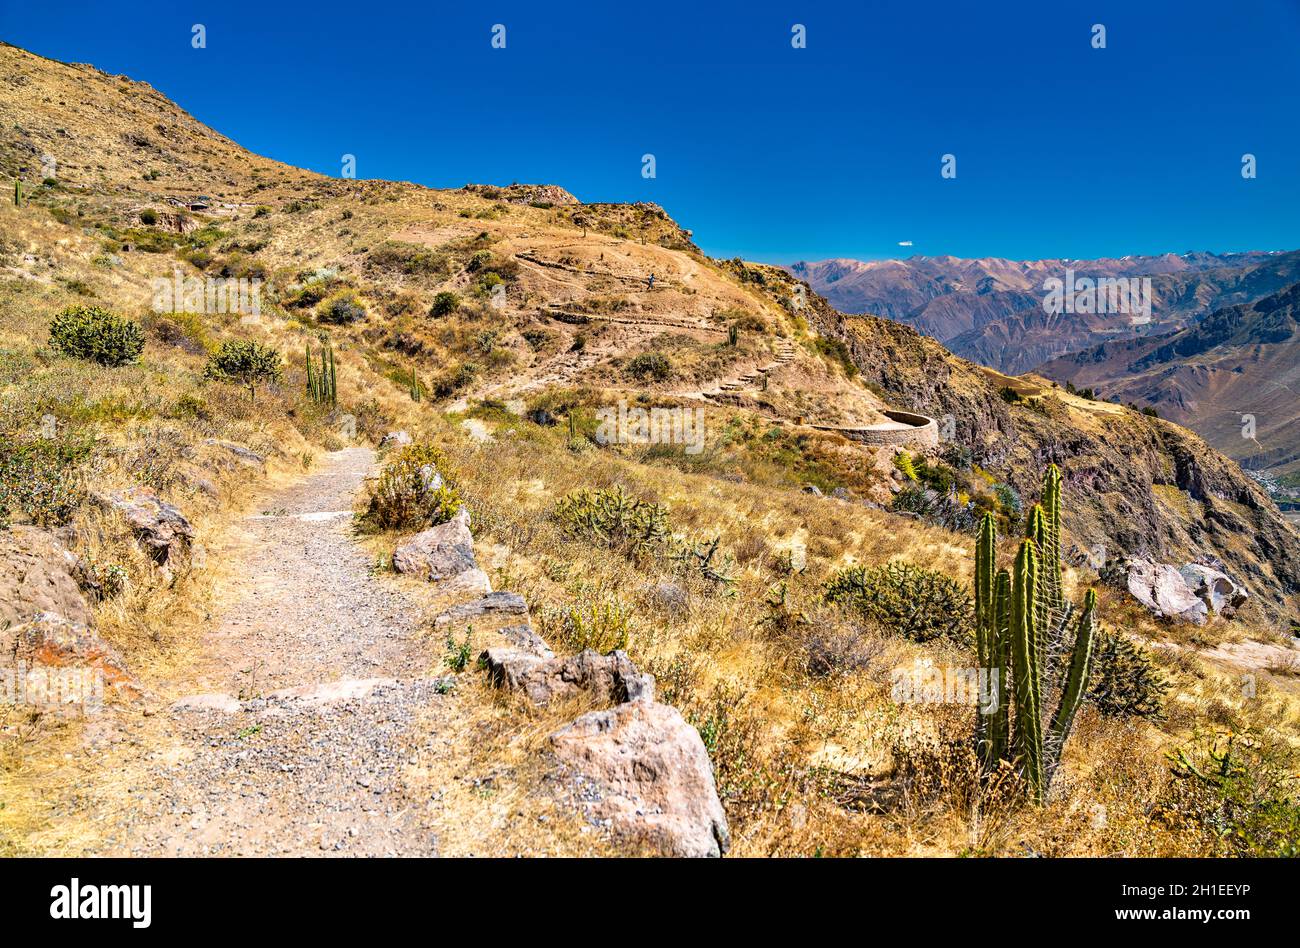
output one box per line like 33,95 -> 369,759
434,592 -> 528,627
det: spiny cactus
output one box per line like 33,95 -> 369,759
974,464 -> 1097,803
407,365 -> 421,403
306,341 -> 337,406
727,324 -> 739,346
13,178 -> 20,207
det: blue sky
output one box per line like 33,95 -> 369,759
4,0 -> 1299,263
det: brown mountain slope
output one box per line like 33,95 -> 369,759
1039,283 -> 1300,478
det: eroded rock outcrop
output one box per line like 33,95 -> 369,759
93,487 -> 194,575
3,611 -> 137,691
1124,558 -> 1208,624
483,647 -> 654,705
0,525 -> 94,629
1178,563 -> 1249,617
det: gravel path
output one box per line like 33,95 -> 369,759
110,448 -> 452,856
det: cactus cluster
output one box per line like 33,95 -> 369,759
975,464 -> 1097,803
305,341 -> 337,406
407,365 -> 421,403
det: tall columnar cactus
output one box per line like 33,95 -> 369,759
973,464 -> 1098,803
306,341 -> 337,407
974,516 -> 1009,770
408,365 -> 421,403
14,178 -> 21,207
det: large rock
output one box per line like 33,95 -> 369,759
0,526 -> 94,629
550,700 -> 730,857
483,648 -> 654,705
3,612 -> 136,694
1125,558 -> 1208,625
93,487 -> 194,574
1178,563 -> 1249,618
392,509 -> 476,582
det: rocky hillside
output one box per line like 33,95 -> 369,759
756,269 -> 1300,619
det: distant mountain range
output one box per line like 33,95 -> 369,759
789,250 -> 1300,374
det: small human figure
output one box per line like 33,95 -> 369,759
647,273 -> 656,290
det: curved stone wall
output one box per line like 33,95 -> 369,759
813,410 -> 940,450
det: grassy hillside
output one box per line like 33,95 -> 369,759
1,42 -> 1297,857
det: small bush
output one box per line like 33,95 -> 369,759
0,434 -> 93,528
367,241 -> 447,276
317,289 -> 367,324
364,442 -> 462,530
48,305 -> 145,367
1165,729 -> 1300,857
203,340 -> 282,400
138,209 -> 157,226
824,561 -> 973,644
430,291 -> 460,317
1087,628 -> 1169,718
543,596 -> 633,654
626,352 -> 672,381
893,451 -> 918,481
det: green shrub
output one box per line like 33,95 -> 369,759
0,434 -> 93,528
48,305 -> 145,367
431,361 -> 477,398
430,291 -> 460,317
893,451 -> 919,481
626,352 -> 672,381
813,336 -> 858,377
317,289 -> 366,324
367,240 -> 447,276
473,271 -> 505,298
203,340 -> 282,401
138,208 -> 157,226
1087,627 -> 1169,718
364,442 -> 462,530
824,561 -> 973,643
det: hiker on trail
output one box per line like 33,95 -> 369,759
648,273 -> 656,290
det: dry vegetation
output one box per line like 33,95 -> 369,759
1,42 -> 1297,857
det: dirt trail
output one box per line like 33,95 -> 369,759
108,448 -> 454,856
